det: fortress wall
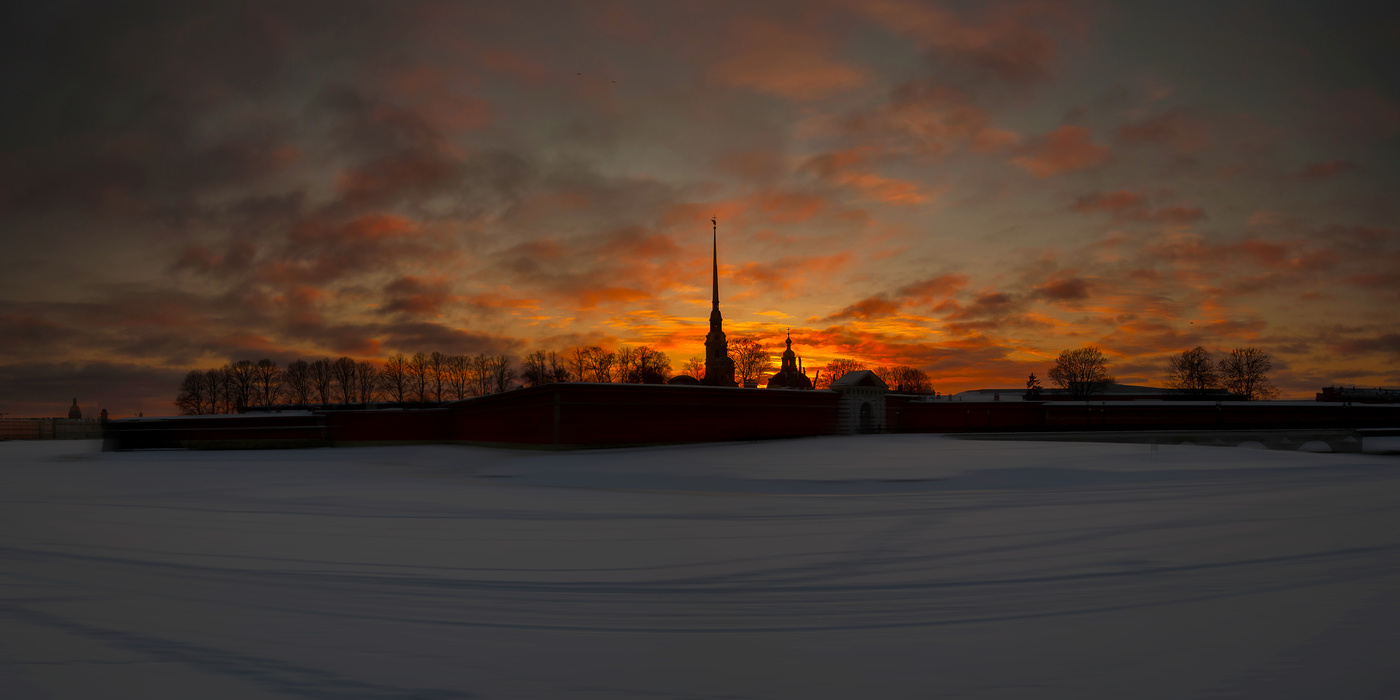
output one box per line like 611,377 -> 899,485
102,388 -> 1400,451
445,383 -> 840,447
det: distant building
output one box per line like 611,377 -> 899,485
702,217 -> 737,387
67,399 -> 82,420
830,370 -> 888,433
765,332 -> 813,390
1317,386 -> 1400,404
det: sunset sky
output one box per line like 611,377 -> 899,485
2,0 -> 1398,416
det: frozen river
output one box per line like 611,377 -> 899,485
3,436 -> 1399,698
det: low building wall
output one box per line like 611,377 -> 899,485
444,383 -> 840,447
1,419 -> 103,440
101,389 -> 1400,451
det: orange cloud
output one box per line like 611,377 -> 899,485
1114,108 -> 1210,153
846,82 -> 1019,155
1013,125 -> 1109,176
381,275 -> 456,317
1072,190 -> 1205,224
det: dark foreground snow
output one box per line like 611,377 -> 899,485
2,436 -> 1399,699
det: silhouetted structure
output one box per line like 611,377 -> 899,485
1317,386 -> 1400,404
67,399 -> 82,420
702,217 -> 737,387
765,332 -> 813,390
831,370 -> 889,433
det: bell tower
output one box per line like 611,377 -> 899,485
702,216 -> 737,387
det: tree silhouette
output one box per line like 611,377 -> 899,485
428,351 -> 448,402
255,359 -> 281,407
621,346 -> 671,383
490,354 -> 514,393
408,352 -> 430,402
1218,347 -> 1280,400
381,354 -> 409,403
310,358 -> 334,405
207,368 -> 230,413
228,360 -> 258,410
355,360 -> 381,403
332,357 -> 358,404
1165,346 -> 1220,394
878,366 -> 932,393
470,354 -> 493,396
446,354 -> 471,400
682,356 -> 705,380
1048,346 -> 1114,400
522,350 -> 550,387
283,360 -> 313,405
1024,372 -> 1043,399
818,359 -> 866,389
730,337 -> 773,387
590,348 -> 616,383
175,370 -> 213,415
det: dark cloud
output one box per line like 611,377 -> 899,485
0,361 -> 187,417
1333,333 -> 1400,356
821,296 -> 901,322
1034,278 -> 1091,301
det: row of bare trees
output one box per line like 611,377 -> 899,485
174,346 -> 678,415
175,353 -> 515,415
806,358 -> 934,393
1165,346 -> 1280,400
536,346 -> 673,386
1033,345 -> 1280,400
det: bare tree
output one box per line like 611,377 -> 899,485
356,360 -> 381,403
568,347 -> 593,382
428,351 -> 448,402
332,357 -> 358,404
310,358 -> 335,405
381,353 -> 410,403
175,370 -> 212,415
408,352 -> 430,402
254,359 -> 282,406
522,350 -> 550,387
207,370 -> 225,413
446,354 -> 471,400
615,347 -> 638,384
470,354 -> 493,396
1218,347 -> 1280,400
682,356 -> 705,380
882,366 -> 932,393
490,354 -> 515,393
1048,346 -> 1115,400
730,337 -> 773,387
589,348 -> 616,383
227,360 -> 258,410
620,346 -> 671,383
817,359 -> 866,389
283,360 -> 313,405
1165,346 -> 1220,394
549,351 -> 571,383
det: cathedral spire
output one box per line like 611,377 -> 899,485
711,215 -> 719,309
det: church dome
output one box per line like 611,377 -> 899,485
765,332 -> 814,390
67,398 -> 82,420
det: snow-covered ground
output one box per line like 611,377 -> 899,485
3,436 -> 1399,699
